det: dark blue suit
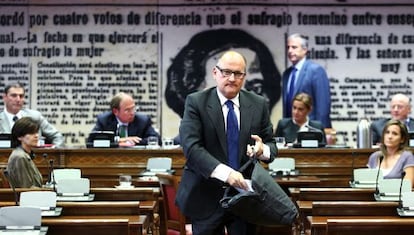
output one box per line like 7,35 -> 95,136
88,111 -> 159,145
274,118 -> 325,144
282,59 -> 332,128
176,87 -> 277,227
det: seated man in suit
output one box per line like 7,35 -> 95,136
0,82 -> 64,147
371,93 -> 414,145
88,92 -> 160,146
275,92 -> 325,144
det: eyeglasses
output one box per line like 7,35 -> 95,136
215,66 -> 246,79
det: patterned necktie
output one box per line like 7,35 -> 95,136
225,100 -> 239,170
286,67 -> 297,117
118,124 -> 128,138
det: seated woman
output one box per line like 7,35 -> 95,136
6,117 -> 43,188
367,119 -> 414,188
274,92 -> 325,144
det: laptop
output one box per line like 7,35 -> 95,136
86,131 -> 118,148
56,178 -> 95,201
19,191 -> 62,217
374,178 -> 411,201
139,157 -> 175,177
0,206 -> 48,235
268,158 -> 299,177
350,168 -> 383,188
292,131 -> 326,148
397,191 -> 414,217
0,134 -> 11,148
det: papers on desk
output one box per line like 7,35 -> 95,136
0,226 -> 48,235
56,194 -> 95,202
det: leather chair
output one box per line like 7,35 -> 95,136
156,173 -> 192,235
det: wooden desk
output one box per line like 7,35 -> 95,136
91,187 -> 159,201
326,218 -> 414,235
308,216 -> 414,235
42,215 -> 149,235
0,148 -> 376,188
289,187 -> 376,202
57,201 -> 141,216
312,201 -> 399,216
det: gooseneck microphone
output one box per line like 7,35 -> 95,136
350,151 -> 356,183
375,155 -> 384,195
398,171 -> 406,209
49,159 -> 56,192
43,153 -> 53,185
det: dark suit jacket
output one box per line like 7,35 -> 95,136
282,59 -> 332,128
176,87 -> 277,220
87,111 -> 159,145
274,118 -> 325,144
371,118 -> 414,144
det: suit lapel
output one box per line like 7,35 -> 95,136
295,60 -> 309,94
206,91 -> 227,154
239,92 -> 254,150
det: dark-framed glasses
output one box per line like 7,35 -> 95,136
215,66 -> 246,79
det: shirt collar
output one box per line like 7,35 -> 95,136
216,88 -> 240,108
293,57 -> 306,71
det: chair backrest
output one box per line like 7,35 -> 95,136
1,168 -> 10,188
20,191 -> 57,209
268,158 -> 295,172
53,169 -> 81,183
0,206 -> 41,227
156,173 -> 187,235
147,157 -> 172,171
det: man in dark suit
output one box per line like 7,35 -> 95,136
275,92 -> 325,144
176,51 -> 277,235
88,92 -> 159,146
371,93 -> 414,145
282,33 -> 332,128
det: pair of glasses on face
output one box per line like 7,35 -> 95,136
215,66 -> 246,79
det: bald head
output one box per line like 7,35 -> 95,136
217,51 -> 247,69
390,93 -> 411,121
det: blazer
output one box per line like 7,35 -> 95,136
371,118 -> 414,144
176,87 -> 277,219
0,108 -> 64,147
6,147 -> 43,188
88,111 -> 160,145
282,59 -> 332,128
274,118 -> 325,144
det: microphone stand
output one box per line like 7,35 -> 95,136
398,171 -> 406,210
350,151 -> 356,183
49,159 -> 56,192
375,155 -> 384,195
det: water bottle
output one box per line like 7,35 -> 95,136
356,118 -> 372,148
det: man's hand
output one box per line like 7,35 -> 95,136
227,171 -> 248,190
246,134 -> 264,157
118,136 -> 142,146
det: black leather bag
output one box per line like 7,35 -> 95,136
220,157 -> 298,226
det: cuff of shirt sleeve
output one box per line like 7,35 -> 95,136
211,163 -> 234,182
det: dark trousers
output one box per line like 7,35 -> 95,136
191,206 -> 256,235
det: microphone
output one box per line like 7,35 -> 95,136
375,155 -> 384,195
350,151 -> 356,183
49,159 -> 56,192
305,124 -> 324,133
43,153 -> 53,186
3,170 -> 18,206
398,171 -> 406,209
